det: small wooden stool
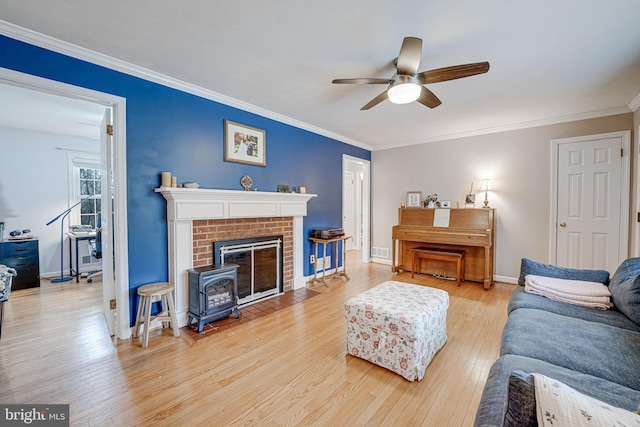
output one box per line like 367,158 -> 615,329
133,282 -> 180,348
411,247 -> 466,286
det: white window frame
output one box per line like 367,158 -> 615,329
67,152 -> 100,228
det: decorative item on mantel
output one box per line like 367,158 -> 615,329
160,171 -> 178,188
423,194 -> 438,208
161,171 -> 171,187
240,175 -> 253,191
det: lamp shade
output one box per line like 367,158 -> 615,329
480,179 -> 493,192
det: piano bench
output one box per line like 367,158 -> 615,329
410,247 -> 466,286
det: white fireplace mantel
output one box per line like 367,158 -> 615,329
155,187 -> 317,221
155,187 -> 316,327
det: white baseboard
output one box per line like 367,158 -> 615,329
371,257 -> 392,266
494,275 -> 518,284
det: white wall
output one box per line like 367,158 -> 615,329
0,126 -> 99,277
371,113 -> 635,281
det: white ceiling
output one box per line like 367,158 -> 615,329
1,1 -> 639,150
0,82 -> 105,139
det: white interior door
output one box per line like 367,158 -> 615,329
555,133 -> 628,273
100,109 -> 116,335
343,171 -> 355,250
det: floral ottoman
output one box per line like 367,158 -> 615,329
344,281 -> 449,381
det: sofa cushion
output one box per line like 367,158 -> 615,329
500,308 -> 640,390
473,355 -> 640,427
608,257 -> 640,326
508,286 -> 640,332
517,258 -> 609,286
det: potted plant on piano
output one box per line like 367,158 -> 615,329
423,194 -> 438,208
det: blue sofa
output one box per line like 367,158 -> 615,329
473,258 -> 640,427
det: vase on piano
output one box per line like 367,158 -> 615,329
423,194 -> 438,209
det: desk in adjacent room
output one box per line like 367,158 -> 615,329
66,232 -> 96,283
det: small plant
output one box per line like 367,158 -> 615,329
423,194 -> 438,207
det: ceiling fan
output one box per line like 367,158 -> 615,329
332,37 -> 490,110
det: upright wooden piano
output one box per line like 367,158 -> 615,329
392,208 -> 496,289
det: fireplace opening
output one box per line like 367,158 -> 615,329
214,235 -> 283,305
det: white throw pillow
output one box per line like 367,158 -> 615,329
532,373 -> 640,426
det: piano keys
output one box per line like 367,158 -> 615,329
392,208 -> 496,289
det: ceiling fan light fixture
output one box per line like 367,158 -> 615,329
387,75 -> 421,104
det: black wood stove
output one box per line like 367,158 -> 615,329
187,264 -> 239,333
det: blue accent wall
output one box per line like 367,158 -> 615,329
0,35 -> 371,324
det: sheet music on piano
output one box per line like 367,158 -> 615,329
433,209 -> 450,227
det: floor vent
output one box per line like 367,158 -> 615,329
371,247 -> 389,259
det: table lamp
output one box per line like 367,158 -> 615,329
480,179 -> 493,208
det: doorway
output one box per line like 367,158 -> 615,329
550,131 -> 630,273
0,67 -> 130,339
342,155 -> 370,262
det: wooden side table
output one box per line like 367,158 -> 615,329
307,236 -> 352,287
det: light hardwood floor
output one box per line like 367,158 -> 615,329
0,256 -> 514,426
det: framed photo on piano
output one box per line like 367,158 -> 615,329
406,191 -> 422,207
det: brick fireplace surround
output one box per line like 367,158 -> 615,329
192,217 -> 294,291
156,187 -> 316,328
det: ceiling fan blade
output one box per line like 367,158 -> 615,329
419,62 -> 490,84
332,78 -> 393,84
416,86 -> 442,108
361,90 -> 388,110
396,37 -> 422,75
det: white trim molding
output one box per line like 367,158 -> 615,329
155,187 -> 316,327
629,92 -> 640,112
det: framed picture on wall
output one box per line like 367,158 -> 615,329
224,120 -> 266,166
406,191 -> 422,207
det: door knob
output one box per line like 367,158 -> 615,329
559,222 -> 566,227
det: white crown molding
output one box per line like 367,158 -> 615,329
629,92 -> 640,112
373,106 -> 632,151
0,20 -> 373,152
